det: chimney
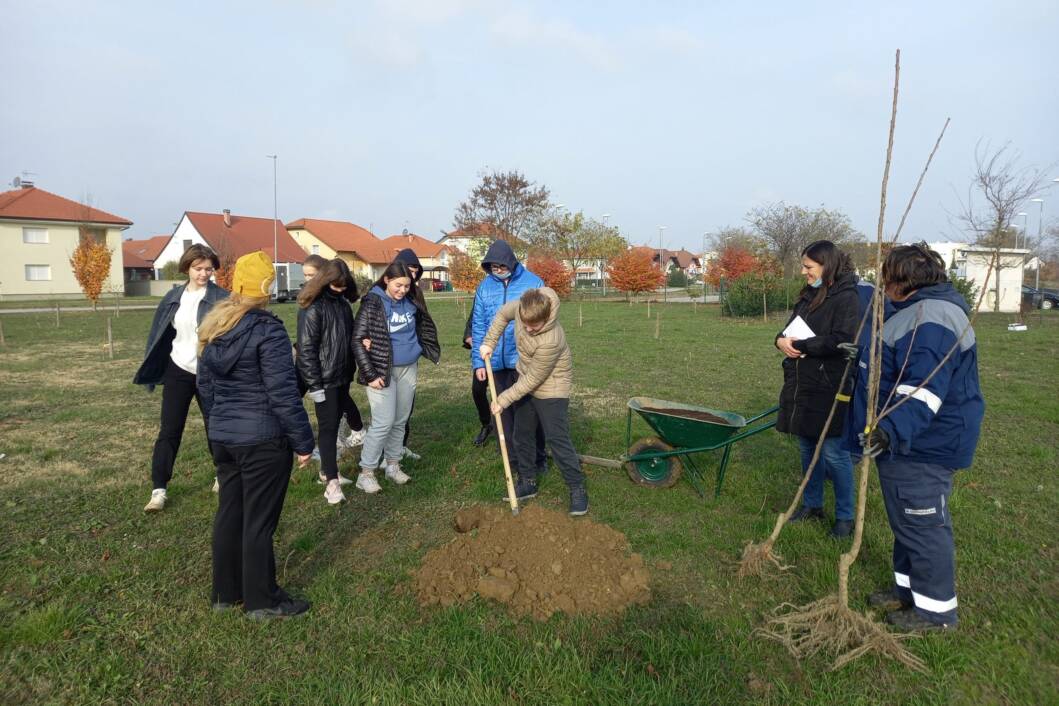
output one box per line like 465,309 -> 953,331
223,209 -> 231,227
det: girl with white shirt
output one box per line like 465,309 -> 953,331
133,244 -> 228,512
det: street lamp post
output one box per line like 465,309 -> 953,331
1030,198 -> 1045,290
1015,211 -> 1028,249
702,231 -> 708,301
601,214 -> 611,296
657,225 -> 667,303
266,154 -> 278,273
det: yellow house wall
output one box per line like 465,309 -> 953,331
288,228 -> 336,259
1,220 -> 126,299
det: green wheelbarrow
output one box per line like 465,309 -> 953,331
600,397 -> 779,499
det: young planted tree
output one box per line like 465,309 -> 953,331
705,245 -> 759,287
607,249 -> 665,300
448,250 -> 485,293
526,255 -> 572,298
69,230 -> 113,311
453,169 -> 550,244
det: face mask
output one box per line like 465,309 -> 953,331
493,270 -> 511,280
810,277 -> 823,288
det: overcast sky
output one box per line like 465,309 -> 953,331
3,0 -> 1056,250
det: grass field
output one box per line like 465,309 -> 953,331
1,299 -> 1056,705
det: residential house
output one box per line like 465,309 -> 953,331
379,231 -> 450,282
950,245 -> 1028,313
156,210 -> 306,295
286,218 -> 391,280
121,235 -> 170,281
0,183 -> 132,300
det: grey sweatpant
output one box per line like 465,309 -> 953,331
360,363 -> 418,470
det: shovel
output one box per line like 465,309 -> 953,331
484,353 -> 519,516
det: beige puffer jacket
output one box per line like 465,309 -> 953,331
482,287 -> 572,409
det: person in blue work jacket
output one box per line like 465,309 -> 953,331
861,243 -> 984,632
470,240 -> 546,474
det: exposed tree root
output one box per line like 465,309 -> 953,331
737,539 -> 791,577
757,594 -> 927,672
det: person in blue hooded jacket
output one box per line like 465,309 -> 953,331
470,240 -> 546,474
861,243 -> 984,632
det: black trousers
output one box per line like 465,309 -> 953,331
492,369 -> 546,475
150,359 -> 210,489
402,393 -> 416,447
471,372 -> 491,427
211,438 -> 292,611
314,383 -> 358,481
512,397 -> 584,488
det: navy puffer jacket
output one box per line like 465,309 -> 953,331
197,308 -> 315,455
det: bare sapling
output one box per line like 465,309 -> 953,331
759,50 -> 928,672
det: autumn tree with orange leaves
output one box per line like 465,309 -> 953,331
449,250 -> 484,293
69,231 -> 113,310
526,255 -> 572,298
705,245 -> 760,287
607,249 -> 665,298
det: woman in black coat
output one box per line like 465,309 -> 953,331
775,240 -> 859,537
197,251 -> 315,619
133,244 -> 228,513
296,258 -> 362,505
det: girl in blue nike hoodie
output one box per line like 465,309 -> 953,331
351,261 -> 440,493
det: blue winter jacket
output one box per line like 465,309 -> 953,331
875,283 -> 984,469
843,278 -> 895,454
470,240 -> 543,371
197,309 -> 315,455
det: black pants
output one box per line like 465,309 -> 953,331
150,359 -> 210,489
402,392 -> 416,447
314,383 -> 358,481
492,369 -> 546,476
471,372 -> 491,427
211,438 -> 292,611
512,397 -> 584,488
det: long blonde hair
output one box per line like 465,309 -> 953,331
198,293 -> 269,353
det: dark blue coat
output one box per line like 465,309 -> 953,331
843,278 -> 896,454
197,309 -> 315,455
133,281 -> 228,390
876,283 -> 984,468
470,240 -> 543,371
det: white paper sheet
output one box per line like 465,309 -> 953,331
782,315 -> 816,340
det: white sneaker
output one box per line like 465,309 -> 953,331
401,446 -> 421,461
345,428 -> 367,447
385,462 -> 411,485
356,470 -> 382,494
144,489 -> 166,512
324,479 -> 346,505
317,472 -> 353,486
311,447 -> 322,462
212,477 -> 219,493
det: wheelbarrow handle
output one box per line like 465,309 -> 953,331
743,405 -> 780,425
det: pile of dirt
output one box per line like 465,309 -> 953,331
643,407 -> 733,425
414,504 -> 651,620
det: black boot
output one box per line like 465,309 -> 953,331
786,506 -> 825,524
473,423 -> 493,447
830,519 -> 854,537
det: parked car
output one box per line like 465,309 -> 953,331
1021,285 -> 1058,310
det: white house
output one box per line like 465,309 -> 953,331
952,246 -> 1028,313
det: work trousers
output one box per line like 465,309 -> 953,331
361,363 -> 417,469
492,368 -> 546,476
796,435 -> 855,521
512,397 -> 584,489
151,359 -> 210,489
471,372 -> 491,427
211,438 -> 292,611
314,383 -> 359,482
877,458 -> 958,625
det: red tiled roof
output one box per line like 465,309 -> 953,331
0,186 -> 132,226
186,211 -> 304,263
286,218 -> 391,264
122,235 -> 171,268
379,232 -> 445,259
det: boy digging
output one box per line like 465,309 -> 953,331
480,288 -> 588,516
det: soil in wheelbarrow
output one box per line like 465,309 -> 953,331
643,407 -> 733,425
413,504 -> 651,620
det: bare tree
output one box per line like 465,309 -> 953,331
453,169 -> 550,244
527,210 -> 627,272
956,141 -> 1052,311
747,202 -> 862,276
707,225 -> 762,254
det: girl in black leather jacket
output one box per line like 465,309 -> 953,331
296,259 -> 362,505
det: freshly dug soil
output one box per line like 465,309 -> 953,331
414,504 -> 651,620
643,407 -> 733,426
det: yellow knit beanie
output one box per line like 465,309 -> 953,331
231,251 -> 275,297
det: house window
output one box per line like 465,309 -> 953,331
25,264 -> 51,281
22,227 -> 49,244
183,239 -> 192,251
311,244 -> 319,255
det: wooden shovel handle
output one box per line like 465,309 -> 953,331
484,354 -> 519,516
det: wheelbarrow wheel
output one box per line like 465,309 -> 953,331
625,437 -> 683,489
